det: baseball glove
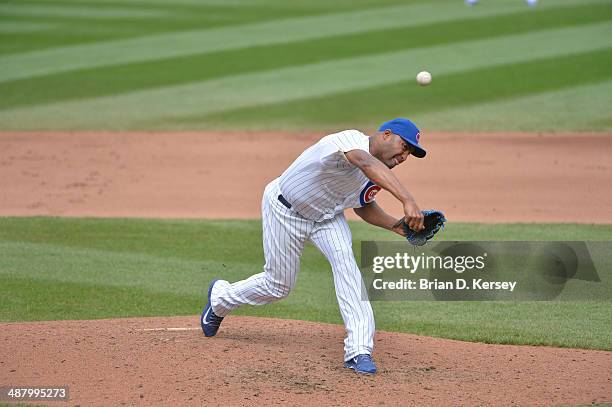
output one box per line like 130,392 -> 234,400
398,210 -> 446,246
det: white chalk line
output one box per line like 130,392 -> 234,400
140,327 -> 200,332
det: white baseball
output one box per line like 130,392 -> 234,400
416,71 -> 432,86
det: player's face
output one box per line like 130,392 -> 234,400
383,133 -> 414,169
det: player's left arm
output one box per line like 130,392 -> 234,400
354,202 -> 407,237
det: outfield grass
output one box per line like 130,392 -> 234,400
1,0 -> 611,131
1,217 -> 610,350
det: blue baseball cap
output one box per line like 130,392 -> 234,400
378,118 -> 426,158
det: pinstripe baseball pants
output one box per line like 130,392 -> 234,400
211,178 -> 375,361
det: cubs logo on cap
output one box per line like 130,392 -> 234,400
379,118 -> 426,158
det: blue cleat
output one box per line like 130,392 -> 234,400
200,279 -> 224,337
344,354 -> 377,375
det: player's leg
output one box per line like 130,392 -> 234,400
210,180 -> 312,317
309,213 -> 375,362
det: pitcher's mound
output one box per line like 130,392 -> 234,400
1,316 -> 610,406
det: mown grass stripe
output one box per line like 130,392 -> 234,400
414,80 -> 612,132
0,241 -> 232,296
0,21 -> 56,33
1,3 -> 608,110
0,4 -> 331,56
1,22 -> 610,130
0,274 -> 204,322
0,0 -> 604,83
0,217 -> 266,263
48,0 -> 412,7
196,49 -> 612,131
0,3 -> 168,19
0,5 -> 303,56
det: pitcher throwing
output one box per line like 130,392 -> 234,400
201,118 -> 428,375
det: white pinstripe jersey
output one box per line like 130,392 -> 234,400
278,129 -> 382,222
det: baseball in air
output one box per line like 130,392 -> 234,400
416,71 -> 432,86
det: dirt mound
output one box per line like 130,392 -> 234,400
1,131 -> 611,223
1,316 -> 610,406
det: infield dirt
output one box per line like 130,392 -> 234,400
1,316 -> 611,406
1,131 -> 611,223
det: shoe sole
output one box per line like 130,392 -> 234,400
344,364 -> 376,375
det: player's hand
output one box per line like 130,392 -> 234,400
403,200 -> 425,232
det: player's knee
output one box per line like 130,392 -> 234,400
269,285 -> 291,299
274,289 -> 291,299
263,278 -> 292,299
328,247 -> 357,269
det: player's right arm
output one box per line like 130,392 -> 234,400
345,149 -> 424,231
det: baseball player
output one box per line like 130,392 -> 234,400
201,118 -> 427,375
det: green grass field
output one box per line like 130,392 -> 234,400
1,0 -> 611,131
1,217 -> 610,350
